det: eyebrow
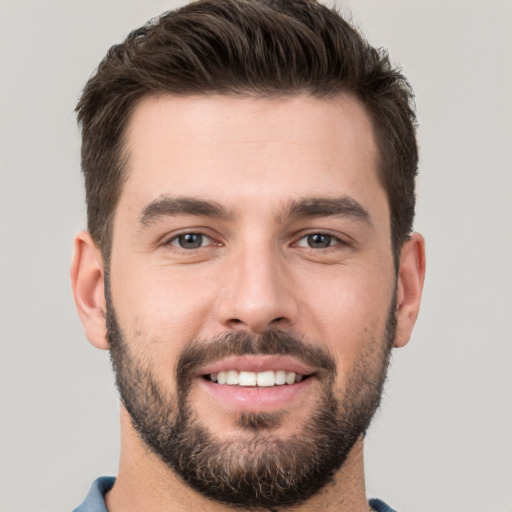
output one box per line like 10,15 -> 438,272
139,196 -> 232,226
283,196 -> 372,225
138,195 -> 371,227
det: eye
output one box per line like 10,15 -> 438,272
169,232 -> 212,249
296,233 -> 338,249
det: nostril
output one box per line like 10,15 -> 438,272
270,317 -> 286,324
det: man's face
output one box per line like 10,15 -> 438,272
107,94 -> 398,507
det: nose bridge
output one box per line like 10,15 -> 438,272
216,236 -> 297,333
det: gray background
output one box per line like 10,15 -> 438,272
1,1 -> 511,511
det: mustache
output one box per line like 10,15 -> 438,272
176,330 -> 337,386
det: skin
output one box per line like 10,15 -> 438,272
71,94 -> 425,512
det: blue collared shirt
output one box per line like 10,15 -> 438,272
73,476 -> 397,512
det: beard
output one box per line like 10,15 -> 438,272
106,287 -> 396,510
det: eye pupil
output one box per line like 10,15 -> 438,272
178,233 -> 203,249
307,234 -> 331,248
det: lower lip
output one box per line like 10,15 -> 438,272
198,377 -> 315,412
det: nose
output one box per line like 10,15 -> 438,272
215,243 -> 298,334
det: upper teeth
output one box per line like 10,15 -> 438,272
210,370 -> 303,387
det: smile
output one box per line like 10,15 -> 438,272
207,370 -> 305,387
197,355 -> 317,411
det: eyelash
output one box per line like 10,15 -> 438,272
162,230 -> 348,252
165,231 -> 218,250
294,231 -> 348,250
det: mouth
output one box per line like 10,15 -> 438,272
205,369 -> 308,387
198,354 -> 315,385
196,355 -> 317,411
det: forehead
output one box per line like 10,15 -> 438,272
119,93 -> 385,223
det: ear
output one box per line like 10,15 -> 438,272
70,231 -> 108,350
394,232 -> 426,348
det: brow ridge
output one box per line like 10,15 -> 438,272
283,196 -> 371,224
139,196 -> 231,226
138,195 -> 371,227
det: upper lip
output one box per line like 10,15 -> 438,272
197,355 -> 316,377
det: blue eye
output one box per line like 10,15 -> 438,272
171,233 -> 208,249
296,233 -> 336,249
307,234 -> 332,248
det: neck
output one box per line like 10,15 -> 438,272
106,407 -> 371,512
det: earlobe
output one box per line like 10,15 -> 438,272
70,231 -> 108,350
394,232 -> 426,348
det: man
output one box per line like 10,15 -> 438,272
70,0 -> 425,510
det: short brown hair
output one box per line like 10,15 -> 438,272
76,0 -> 418,266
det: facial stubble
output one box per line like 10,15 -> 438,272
106,287 -> 396,510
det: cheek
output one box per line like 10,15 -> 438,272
300,262 -> 394,326
297,265 -> 395,370
111,269 -> 217,376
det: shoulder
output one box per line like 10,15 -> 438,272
72,476 -> 116,512
369,498 -> 398,512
